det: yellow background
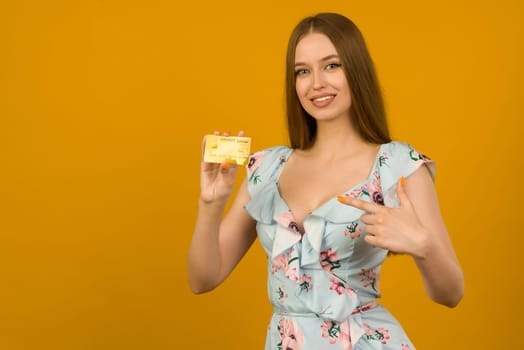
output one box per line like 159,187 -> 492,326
1,0 -> 522,349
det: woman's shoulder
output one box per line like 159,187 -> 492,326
245,145 -> 291,188
382,140 -> 421,153
247,145 -> 291,168
378,140 -> 435,190
380,140 -> 432,163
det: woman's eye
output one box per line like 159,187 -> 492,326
326,63 -> 342,70
295,69 -> 308,76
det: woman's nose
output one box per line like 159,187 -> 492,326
312,70 -> 326,89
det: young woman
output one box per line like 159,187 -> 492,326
187,12 -> 463,349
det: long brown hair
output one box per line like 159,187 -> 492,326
286,13 -> 391,149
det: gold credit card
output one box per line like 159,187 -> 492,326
203,135 -> 251,165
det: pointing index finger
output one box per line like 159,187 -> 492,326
337,196 -> 378,214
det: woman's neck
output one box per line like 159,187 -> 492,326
305,120 -> 373,162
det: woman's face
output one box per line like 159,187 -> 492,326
294,33 -> 352,122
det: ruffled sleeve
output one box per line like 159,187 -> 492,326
379,141 -> 436,207
244,146 -> 292,224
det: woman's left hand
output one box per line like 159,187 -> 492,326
338,177 -> 431,258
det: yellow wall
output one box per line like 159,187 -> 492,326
1,0 -> 522,348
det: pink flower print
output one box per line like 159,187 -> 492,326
378,151 -> 389,167
274,211 -> 300,233
320,320 -> 351,349
359,268 -> 378,292
409,147 -> 430,163
271,254 -> 287,275
299,274 -> 312,293
377,328 -> 390,344
247,151 -> 264,184
321,320 -> 338,344
401,344 -> 412,350
285,265 -> 299,282
277,285 -> 288,304
347,187 -> 365,199
330,278 -> 347,295
329,278 -> 356,296
271,250 -> 299,282
345,167 -> 382,201
363,322 -> 374,336
320,248 -> 341,272
362,322 -> 390,345
247,151 -> 264,175
363,171 -> 384,205
344,221 -> 361,239
278,317 -> 305,350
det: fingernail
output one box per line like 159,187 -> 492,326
221,162 -> 230,169
400,176 -> 405,186
337,196 -> 347,203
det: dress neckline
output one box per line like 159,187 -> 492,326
273,143 -> 387,230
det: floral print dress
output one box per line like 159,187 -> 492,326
244,141 -> 434,350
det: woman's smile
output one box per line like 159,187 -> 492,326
311,94 -> 336,107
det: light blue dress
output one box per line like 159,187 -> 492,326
244,141 -> 435,350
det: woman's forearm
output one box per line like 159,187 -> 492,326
187,199 -> 227,294
413,228 -> 464,307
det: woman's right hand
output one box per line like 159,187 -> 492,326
199,131 -> 244,204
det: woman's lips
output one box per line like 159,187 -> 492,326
311,94 -> 335,107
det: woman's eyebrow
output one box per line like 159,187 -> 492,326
320,54 -> 339,62
294,54 -> 340,67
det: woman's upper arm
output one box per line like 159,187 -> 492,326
216,177 -> 258,283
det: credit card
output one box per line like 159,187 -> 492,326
203,135 -> 251,165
